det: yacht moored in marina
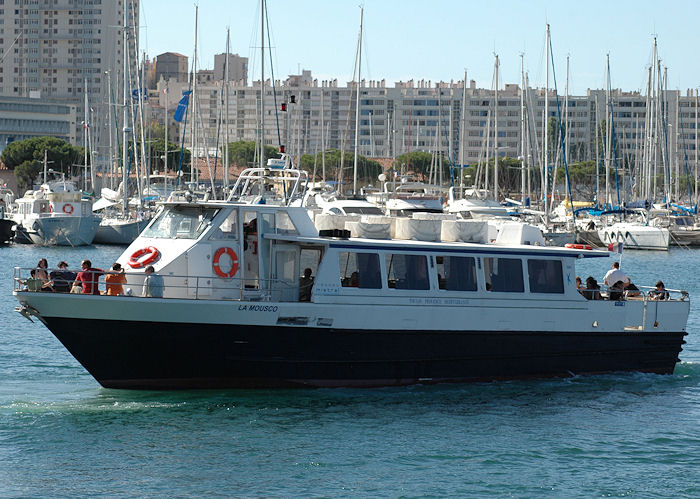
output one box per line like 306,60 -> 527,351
9,179 -> 100,246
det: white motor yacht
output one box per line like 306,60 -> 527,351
10,179 -> 100,246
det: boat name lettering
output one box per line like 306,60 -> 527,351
409,298 -> 469,305
238,305 -> 279,312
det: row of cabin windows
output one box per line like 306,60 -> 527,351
338,252 -> 564,294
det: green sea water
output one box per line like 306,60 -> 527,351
1,244 -> 698,497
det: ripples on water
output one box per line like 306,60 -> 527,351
0,245 -> 699,497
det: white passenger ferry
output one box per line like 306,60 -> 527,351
13,164 -> 690,389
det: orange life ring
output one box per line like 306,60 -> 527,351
565,243 -> 593,250
63,204 -> 74,214
212,247 -> 239,278
129,246 -> 160,268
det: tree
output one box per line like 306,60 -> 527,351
143,138 -> 191,173
297,149 -> 383,186
394,151 -> 444,180
1,136 -> 84,172
14,160 -> 43,190
0,137 -> 84,188
225,140 -> 279,167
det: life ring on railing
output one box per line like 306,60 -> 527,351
565,243 -> 593,250
48,204 -> 53,213
62,204 -> 74,214
129,246 -> 160,268
212,247 -> 239,278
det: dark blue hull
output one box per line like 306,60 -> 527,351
42,317 -> 687,390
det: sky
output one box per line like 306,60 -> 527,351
141,0 -> 700,95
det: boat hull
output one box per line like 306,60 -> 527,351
14,215 -> 101,246
40,316 -> 686,390
598,224 -> 670,250
93,217 -> 151,245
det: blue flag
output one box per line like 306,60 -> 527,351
173,91 -> 192,123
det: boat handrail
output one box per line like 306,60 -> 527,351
12,267 -> 300,302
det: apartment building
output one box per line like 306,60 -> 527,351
0,0 -> 139,158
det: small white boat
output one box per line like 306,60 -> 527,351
10,180 -> 100,246
598,222 -> 670,250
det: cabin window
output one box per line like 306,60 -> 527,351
385,254 -> 429,290
483,257 -> 524,292
339,252 -> 382,289
142,206 -> 219,239
275,211 -> 298,235
527,259 -> 564,294
210,209 -> 239,240
436,255 -> 477,291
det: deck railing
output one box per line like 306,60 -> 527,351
12,267 -> 300,302
13,267 -> 688,303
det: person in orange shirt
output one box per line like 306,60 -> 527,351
105,262 -> 127,296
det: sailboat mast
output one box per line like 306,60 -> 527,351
121,0 -> 129,213
224,28 -> 230,191
460,70 -> 467,192
84,77 -> 89,190
520,54 -> 526,202
544,24 -> 549,226
164,83 -> 168,197
259,0 -> 265,169
191,6 -> 199,183
353,6 -> 363,195
605,54 -> 611,207
106,70 -> 114,190
494,54 -> 499,201
321,86 -> 326,182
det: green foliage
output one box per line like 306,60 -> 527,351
225,141 -> 279,167
14,160 -> 43,190
394,151 -> 446,179
144,138 -> 191,171
1,136 -> 83,171
297,149 -> 383,185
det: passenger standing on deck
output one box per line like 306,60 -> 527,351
105,263 -> 127,296
142,265 -> 164,298
603,261 -> 630,287
73,259 -> 104,295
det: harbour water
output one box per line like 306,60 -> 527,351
1,244 -> 698,496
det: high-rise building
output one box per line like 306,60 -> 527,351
0,0 -> 139,157
213,53 -> 248,84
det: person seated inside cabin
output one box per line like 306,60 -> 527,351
650,280 -> 670,301
582,276 -> 602,300
624,281 -> 641,298
299,267 -> 314,302
608,280 -> 625,301
348,271 -> 359,287
49,261 -> 77,293
575,276 -> 584,295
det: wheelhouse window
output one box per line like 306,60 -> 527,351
484,257 -> 524,292
142,206 -> 219,239
436,255 -> 477,291
386,254 -> 429,290
339,252 -> 382,289
343,206 -> 384,215
527,259 -> 564,294
209,208 -> 239,240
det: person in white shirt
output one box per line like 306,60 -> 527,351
603,261 -> 630,287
